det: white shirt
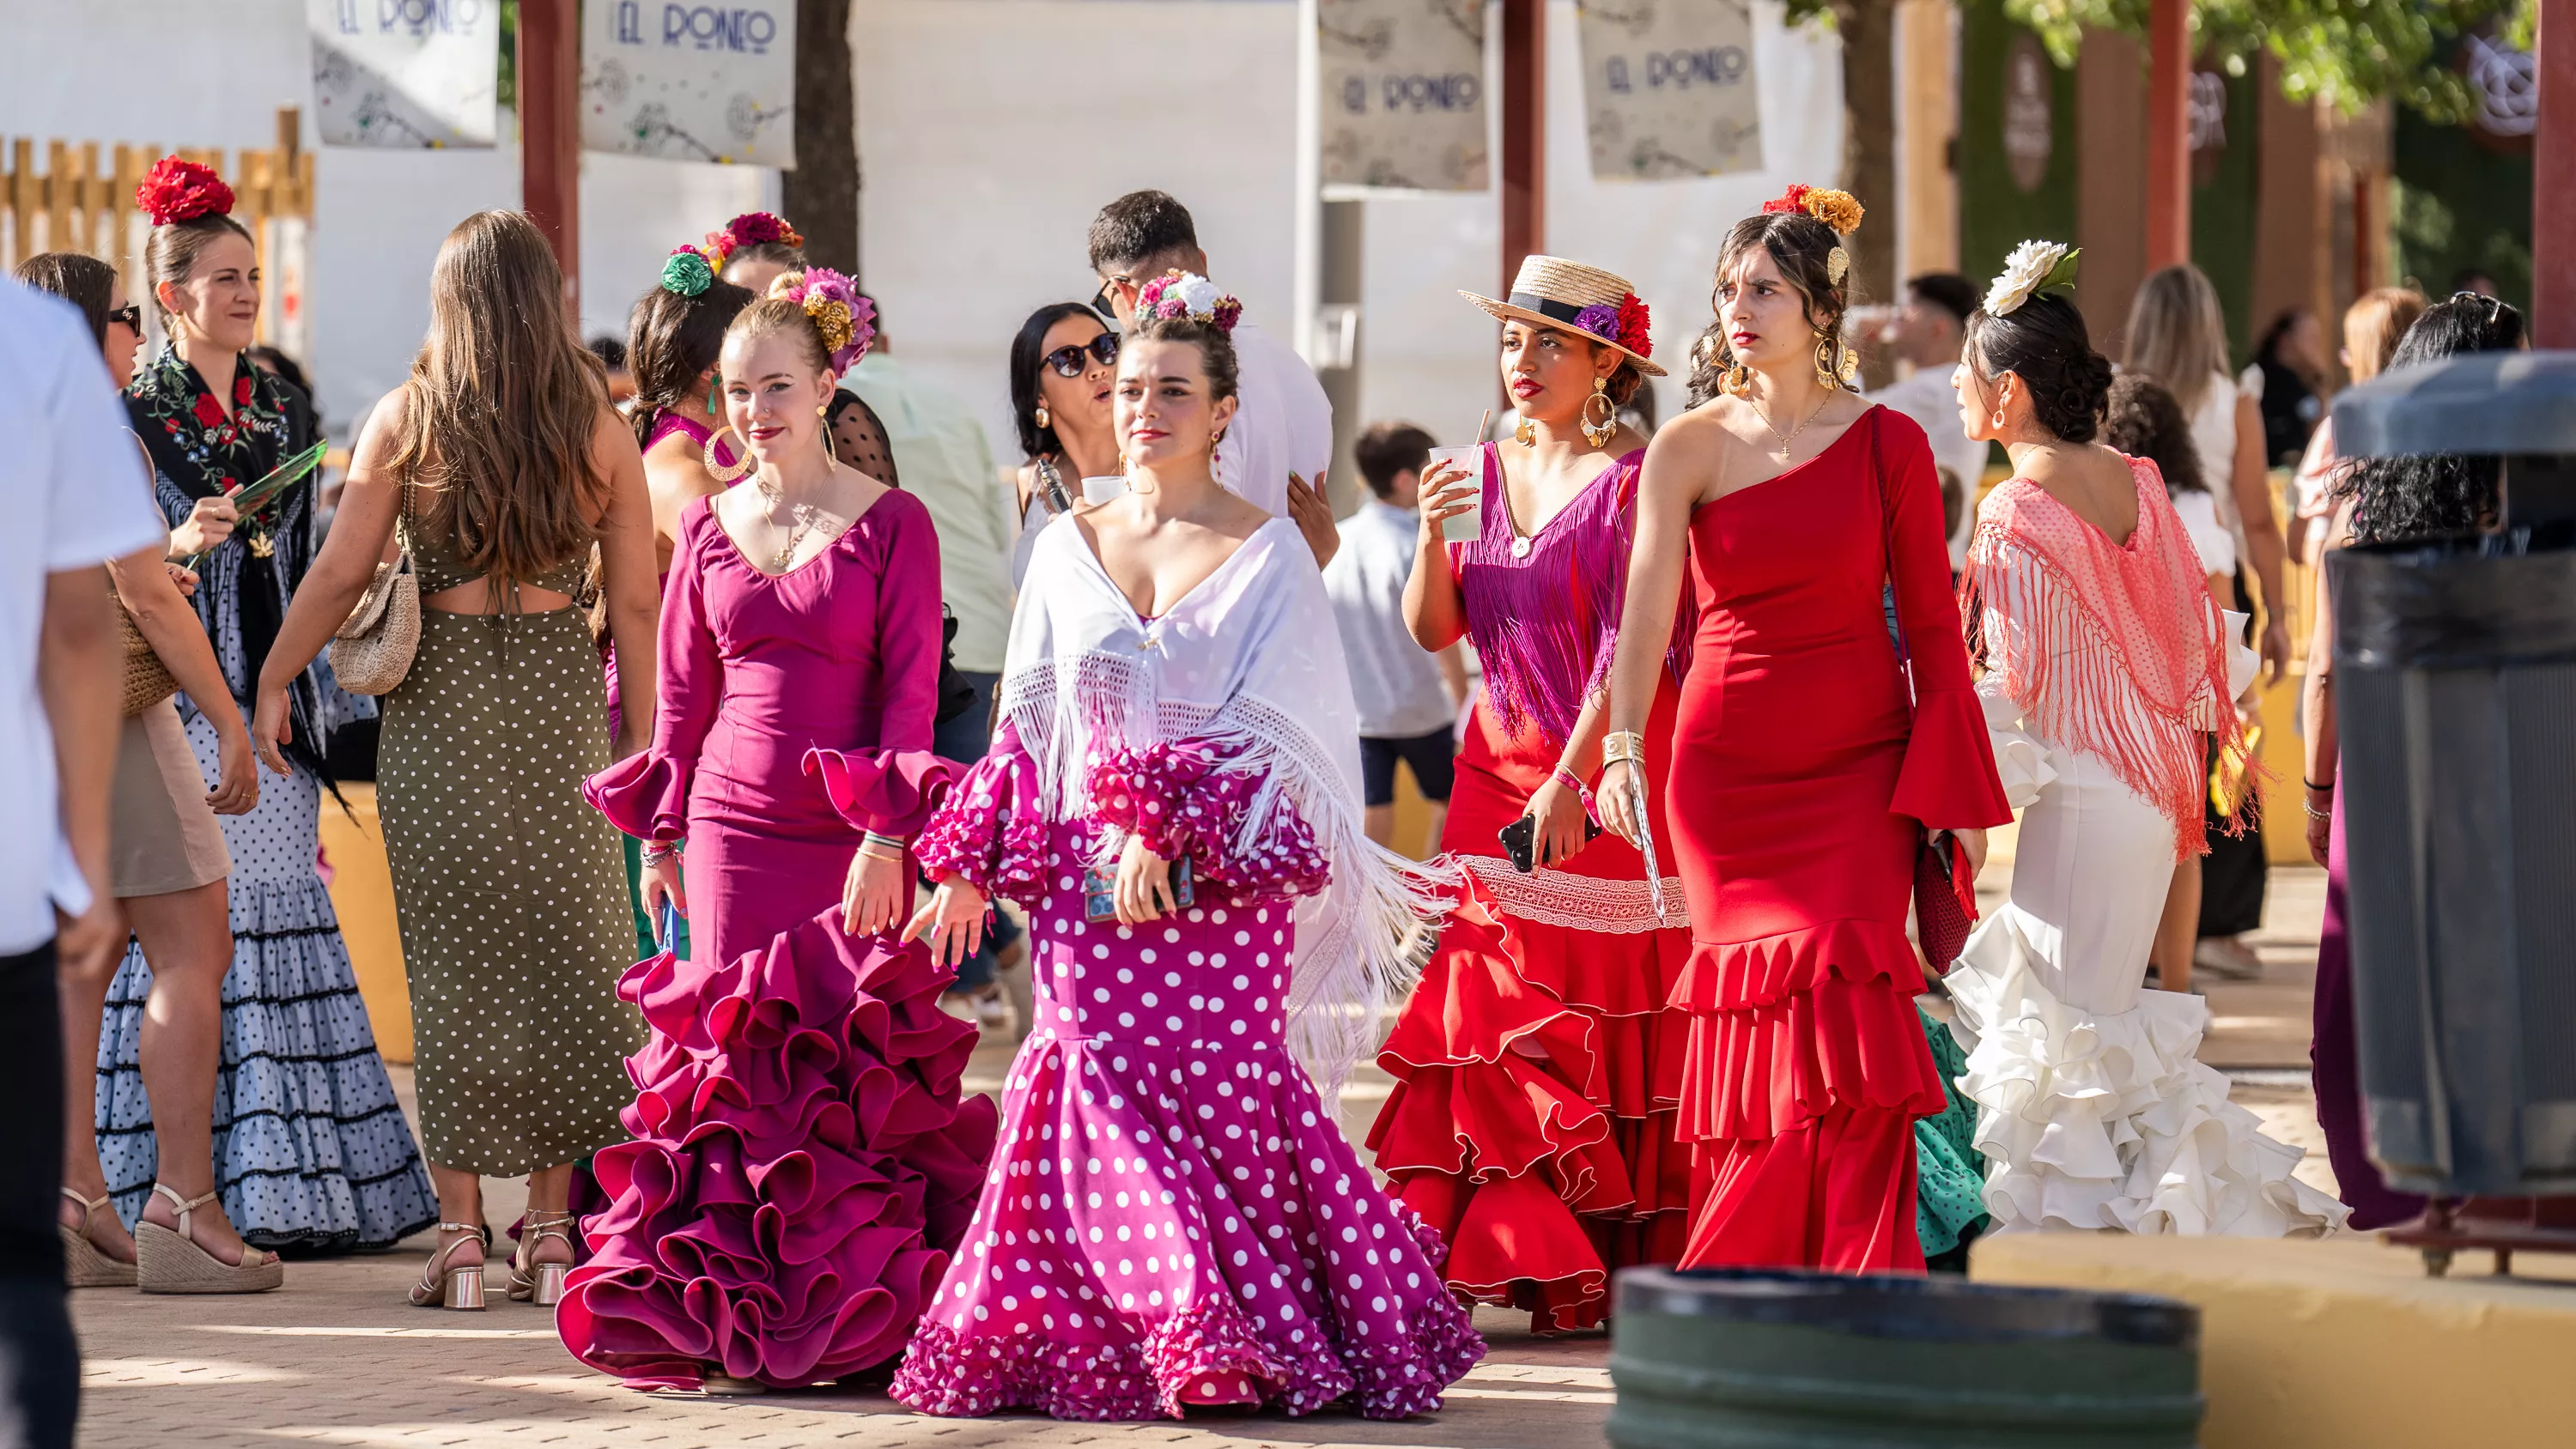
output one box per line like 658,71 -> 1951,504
1212,321 -> 1334,518
1868,365 -> 1988,566
2171,488 -> 2236,579
843,355 -> 1015,673
1322,499 -> 1453,738
0,282 -> 167,953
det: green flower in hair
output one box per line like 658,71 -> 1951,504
661,247 -> 715,298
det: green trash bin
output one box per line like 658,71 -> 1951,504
1605,1267 -> 2203,1449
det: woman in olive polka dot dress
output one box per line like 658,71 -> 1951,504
249,212 -> 659,1308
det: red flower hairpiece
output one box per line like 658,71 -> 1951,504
137,156 -> 234,227
1614,293 -> 1652,357
720,211 -> 803,250
1760,183 -> 1813,216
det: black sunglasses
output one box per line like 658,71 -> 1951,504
1042,332 -> 1120,378
106,304 -> 143,332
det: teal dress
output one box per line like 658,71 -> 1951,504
1915,1005 -> 1989,1261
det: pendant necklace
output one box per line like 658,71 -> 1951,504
1756,390 -> 1829,462
757,479 -> 824,571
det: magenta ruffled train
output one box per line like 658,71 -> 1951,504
556,906 -> 999,1391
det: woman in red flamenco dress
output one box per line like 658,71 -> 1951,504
1600,189 -> 2011,1273
1365,257 -> 1698,1331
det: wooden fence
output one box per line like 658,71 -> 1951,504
2,106 -> 315,360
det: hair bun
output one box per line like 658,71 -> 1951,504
137,155 -> 234,227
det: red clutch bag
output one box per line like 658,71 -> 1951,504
1914,830 -> 1978,977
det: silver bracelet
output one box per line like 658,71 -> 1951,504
640,840 -> 680,867
862,829 -> 909,853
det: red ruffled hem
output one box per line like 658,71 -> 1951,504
556,903 -> 1000,1391
1669,922 -> 1947,1145
804,747 -> 956,839
585,749 -> 690,842
1367,881 -> 1694,1332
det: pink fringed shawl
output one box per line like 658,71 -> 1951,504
1964,455 -> 2253,857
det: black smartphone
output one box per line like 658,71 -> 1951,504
1498,815 -> 1601,874
1082,856 -> 1196,924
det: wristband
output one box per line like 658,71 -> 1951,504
640,840 -> 680,867
1552,763 -> 1596,818
2302,777 -> 2335,794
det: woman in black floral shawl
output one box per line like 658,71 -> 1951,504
97,159 -> 435,1254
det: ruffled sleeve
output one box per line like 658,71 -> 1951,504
803,747 -> 956,840
1878,411 -> 2014,831
585,504 -> 722,841
1976,676 -> 2055,811
913,718 -> 1049,908
1087,737 -> 1331,906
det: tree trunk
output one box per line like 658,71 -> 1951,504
783,0 -> 859,278
1839,0 -> 1898,385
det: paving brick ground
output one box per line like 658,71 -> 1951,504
68,861 -> 2337,1448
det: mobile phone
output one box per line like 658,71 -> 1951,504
1498,815 -> 1601,874
1083,856 -> 1195,923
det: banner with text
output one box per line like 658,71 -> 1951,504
1578,0 -> 1763,181
308,0 -> 501,149
1318,0 -> 1488,193
582,2 -> 797,167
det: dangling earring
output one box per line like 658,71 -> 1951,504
707,373 -> 720,415
1514,411 -> 1536,447
1722,363 -> 1751,399
1990,409 -> 2008,432
1838,346 -> 1861,389
1814,336 -> 1841,391
1581,376 -> 1616,447
1034,402 -> 1050,430
705,425 -> 754,483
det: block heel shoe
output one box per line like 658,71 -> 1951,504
410,1223 -> 488,1309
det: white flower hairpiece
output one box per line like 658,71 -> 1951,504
1985,241 -> 2082,317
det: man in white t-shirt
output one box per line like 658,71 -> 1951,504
1321,422 -> 1467,852
1866,273 -> 1990,568
1087,190 -> 1339,567
0,277 -> 167,1449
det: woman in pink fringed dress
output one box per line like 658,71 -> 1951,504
890,274 -> 1482,1421
568,269 -> 997,1391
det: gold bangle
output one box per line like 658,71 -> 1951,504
1601,730 -> 1647,767
860,846 -> 906,864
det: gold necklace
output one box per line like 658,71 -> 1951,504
756,479 -> 825,571
1753,390 -> 1830,460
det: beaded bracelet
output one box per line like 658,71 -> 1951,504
640,840 -> 680,867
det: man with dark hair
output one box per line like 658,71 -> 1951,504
1322,421 -> 1467,852
1087,190 -> 1339,566
1866,271 -> 1989,566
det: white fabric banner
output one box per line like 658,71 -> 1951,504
307,0 -> 501,149
1317,0 -> 1488,193
1577,0 -> 1764,182
581,1 -> 798,167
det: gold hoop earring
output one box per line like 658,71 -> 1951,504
1582,377 -> 1616,447
1814,336 -> 1841,391
1514,412 -> 1537,447
1034,403 -> 1050,430
705,424 -> 754,483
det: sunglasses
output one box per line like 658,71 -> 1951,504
1042,333 -> 1120,378
107,304 -> 143,333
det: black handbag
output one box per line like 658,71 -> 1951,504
934,609 -> 978,725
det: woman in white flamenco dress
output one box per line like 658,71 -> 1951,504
1944,246 -> 2348,1239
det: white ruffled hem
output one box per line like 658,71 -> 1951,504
1946,907 -> 2350,1239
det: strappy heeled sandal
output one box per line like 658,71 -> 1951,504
410,1222 -> 488,1309
135,1185 -> 283,1294
507,1209 -> 577,1307
59,1188 -> 137,1288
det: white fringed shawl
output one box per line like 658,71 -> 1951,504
1002,514 -> 1455,1106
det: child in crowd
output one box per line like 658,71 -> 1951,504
1321,421 -> 1468,852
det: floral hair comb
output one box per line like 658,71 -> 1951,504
1984,242 -> 2082,317
1134,271 -> 1244,333
769,267 -> 875,373
660,235 -> 732,297
137,156 -> 234,227
1761,183 -> 1866,288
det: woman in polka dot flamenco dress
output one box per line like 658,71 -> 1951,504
568,270 -> 996,1389
891,275 -> 1482,1421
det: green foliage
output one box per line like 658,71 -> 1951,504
498,0 -> 519,112
2001,0 -> 2529,120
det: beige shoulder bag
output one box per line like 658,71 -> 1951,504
330,482 -> 420,695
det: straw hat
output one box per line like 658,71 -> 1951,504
1460,256 -> 1666,376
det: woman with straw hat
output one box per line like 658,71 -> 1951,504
1365,256 -> 1701,1331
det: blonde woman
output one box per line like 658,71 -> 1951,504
250,210 -> 659,1308
2120,264 -> 2283,981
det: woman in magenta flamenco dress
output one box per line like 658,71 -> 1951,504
890,276 -> 1481,1420
568,270 -> 996,1390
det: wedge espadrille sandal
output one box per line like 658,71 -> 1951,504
58,1188 -> 137,1288
135,1185 -> 283,1294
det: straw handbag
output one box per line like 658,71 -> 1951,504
114,585 -> 178,717
331,550 -> 419,695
